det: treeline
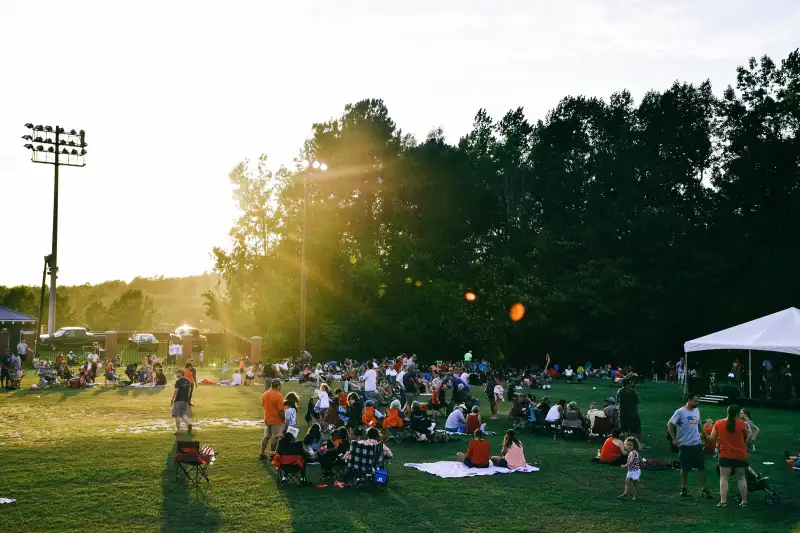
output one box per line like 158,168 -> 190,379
205,51 -> 800,367
0,274 -> 221,332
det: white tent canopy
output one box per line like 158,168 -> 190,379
683,307 -> 800,398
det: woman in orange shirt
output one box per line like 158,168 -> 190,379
456,429 -> 490,468
383,400 -> 406,429
599,428 -> 626,465
710,404 -> 750,508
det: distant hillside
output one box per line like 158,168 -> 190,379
0,273 -> 223,332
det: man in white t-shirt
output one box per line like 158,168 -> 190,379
362,362 -> 378,401
16,340 -> 29,362
586,402 -> 606,428
667,392 -> 712,499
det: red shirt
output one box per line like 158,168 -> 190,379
600,437 -> 623,463
466,439 -> 490,467
465,413 -> 481,435
714,418 -> 748,461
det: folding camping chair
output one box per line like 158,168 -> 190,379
174,441 -> 214,486
273,454 -> 307,488
346,441 -> 389,490
384,425 -> 407,444
589,416 -> 612,442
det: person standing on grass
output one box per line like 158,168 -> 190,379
668,392 -> 713,499
617,379 -> 644,445
260,378 -> 285,460
170,370 -> 193,433
710,404 -> 750,508
183,363 -> 196,405
16,339 -> 30,363
484,370 -> 497,420
617,437 -> 642,501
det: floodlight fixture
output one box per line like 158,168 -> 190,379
312,160 -> 321,169
320,163 -> 328,171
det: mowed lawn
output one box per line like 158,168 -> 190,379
1,374 -> 799,533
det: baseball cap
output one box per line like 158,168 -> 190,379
271,378 -> 282,385
606,397 -> 616,404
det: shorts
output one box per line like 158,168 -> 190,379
497,458 -> 509,468
678,444 -> 706,471
171,401 -> 188,418
626,469 -> 641,481
263,424 -> 283,439
463,458 -> 488,468
619,411 -> 641,434
718,457 -> 748,470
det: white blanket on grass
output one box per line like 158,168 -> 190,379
404,461 -> 539,478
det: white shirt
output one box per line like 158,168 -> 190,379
168,344 -> 177,356
397,370 -> 406,385
16,342 -> 27,355
363,369 -> 378,392
91,353 -> 100,363
231,373 -> 242,385
564,368 -> 574,377
494,385 -> 504,397
460,372 -> 469,383
386,368 -> 397,378
315,389 -> 330,409
545,405 -> 562,422
587,408 -> 606,427
177,345 -> 183,355
199,352 -> 204,361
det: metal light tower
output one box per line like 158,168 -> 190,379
22,124 -> 88,334
299,159 -> 327,356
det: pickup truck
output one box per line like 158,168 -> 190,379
169,325 -> 207,351
39,326 -> 105,351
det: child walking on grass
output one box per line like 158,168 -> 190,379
617,437 -> 641,500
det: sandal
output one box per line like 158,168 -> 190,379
739,502 -> 747,508
716,502 -> 727,508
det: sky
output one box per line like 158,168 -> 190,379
0,0 -> 797,287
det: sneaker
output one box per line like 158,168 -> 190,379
334,481 -> 346,489
616,494 -> 629,500
315,484 -> 329,489
679,487 -> 688,497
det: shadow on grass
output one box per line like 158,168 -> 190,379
162,441 -> 221,533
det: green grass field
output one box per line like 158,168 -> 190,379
2,373 -> 799,533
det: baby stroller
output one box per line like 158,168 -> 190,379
736,465 -> 780,505
716,464 -> 780,505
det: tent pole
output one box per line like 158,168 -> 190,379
684,352 -> 688,396
748,350 -> 752,399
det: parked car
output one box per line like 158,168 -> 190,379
169,325 -> 207,351
39,326 -> 105,351
127,333 -> 160,352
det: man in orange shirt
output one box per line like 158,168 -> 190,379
260,378 -> 285,459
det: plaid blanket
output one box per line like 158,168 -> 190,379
345,440 -> 385,475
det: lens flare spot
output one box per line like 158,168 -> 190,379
465,291 -> 477,301
404,277 -> 413,284
509,302 -> 525,322
415,280 -> 422,287
349,256 -> 357,264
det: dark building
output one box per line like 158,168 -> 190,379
0,306 -> 37,356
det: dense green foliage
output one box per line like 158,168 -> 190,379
0,274 -> 221,331
206,51 -> 800,366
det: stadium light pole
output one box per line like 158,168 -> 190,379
299,159 -> 327,357
22,124 -> 88,334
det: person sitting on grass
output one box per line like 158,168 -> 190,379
322,396 -> 343,430
491,429 -> 527,469
410,401 -> 436,440
561,401 -> 587,435
545,399 -> 566,424
154,366 -> 167,386
457,429 -> 490,468
599,428 -> 627,465
231,368 -> 243,386
465,405 -> 485,435
617,437 -> 642,501
445,404 -> 468,433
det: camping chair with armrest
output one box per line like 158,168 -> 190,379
345,440 -> 387,489
589,416 -> 612,442
174,441 -> 215,486
272,453 -> 307,488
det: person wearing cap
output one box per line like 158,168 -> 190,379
603,396 -> 618,428
445,404 -> 468,433
260,378 -> 285,460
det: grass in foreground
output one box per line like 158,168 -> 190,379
1,375 -> 799,533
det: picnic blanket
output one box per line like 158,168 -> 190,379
404,461 -> 539,478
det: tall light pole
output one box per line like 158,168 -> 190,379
299,159 -> 327,356
22,124 -> 88,334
